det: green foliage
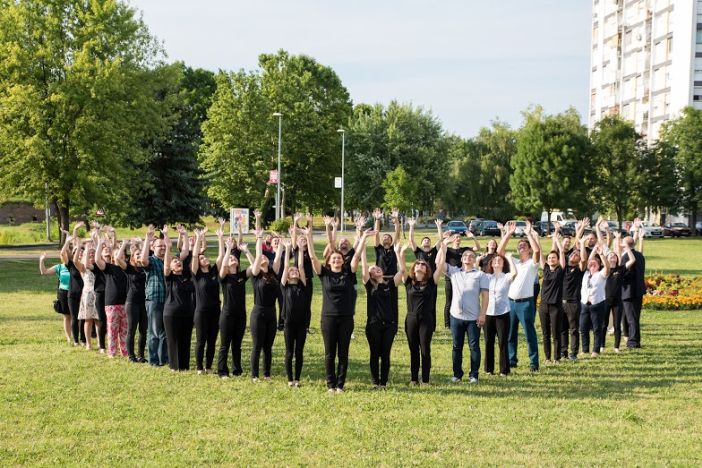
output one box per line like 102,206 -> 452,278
381,166 -> 416,212
268,218 -> 291,234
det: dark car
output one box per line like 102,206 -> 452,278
536,221 -> 554,237
665,222 -> 692,237
468,218 -> 484,235
697,222 -> 702,236
446,220 -> 468,236
478,220 -> 501,236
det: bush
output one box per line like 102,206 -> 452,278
268,218 -> 291,234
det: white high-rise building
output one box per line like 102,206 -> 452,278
589,0 -> 702,144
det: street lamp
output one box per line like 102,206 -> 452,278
337,128 -> 345,232
273,112 -> 283,220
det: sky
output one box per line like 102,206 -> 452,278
127,0 -> 593,138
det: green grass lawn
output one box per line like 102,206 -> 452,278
1,241 -> 701,465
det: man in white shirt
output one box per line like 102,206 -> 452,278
444,248 -> 489,384
497,221 -> 541,372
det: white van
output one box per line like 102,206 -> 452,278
540,211 -> 576,223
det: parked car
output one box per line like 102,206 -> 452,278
536,221 -> 554,237
630,222 -> 664,238
478,220 -> 501,236
508,220 -> 527,237
664,222 -> 692,237
468,218 -> 484,235
559,221 -> 577,237
697,221 -> 702,236
446,220 -> 468,236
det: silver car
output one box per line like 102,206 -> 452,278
630,222 -> 664,238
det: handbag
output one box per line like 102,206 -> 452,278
53,297 -> 63,314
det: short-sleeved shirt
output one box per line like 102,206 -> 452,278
194,265 -> 221,312
124,264 -> 145,304
562,264 -> 585,302
292,247 -> 314,281
606,265 -> 628,301
486,273 -> 512,316
66,261 -> 84,298
102,263 -> 127,306
508,259 -> 539,300
144,255 -> 166,303
93,267 -> 105,294
365,279 -> 398,324
318,266 -> 356,317
404,277 -> 437,321
252,273 -> 279,308
221,271 -> 248,315
446,265 -> 489,321
540,265 -> 565,305
414,247 -> 438,273
375,245 -> 397,276
282,282 -> 310,326
341,248 -> 357,284
164,272 -> 195,316
581,269 -> 607,305
54,264 -> 70,291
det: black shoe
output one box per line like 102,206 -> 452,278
232,369 -> 243,376
529,366 -> 539,373
128,356 -> 138,363
509,362 -> 518,368
137,356 -> 147,363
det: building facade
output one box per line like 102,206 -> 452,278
589,0 -> 702,144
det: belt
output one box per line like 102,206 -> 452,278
510,297 -> 532,303
563,300 -> 578,304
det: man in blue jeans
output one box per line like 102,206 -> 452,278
498,221 -> 541,372
444,248 -> 489,384
140,226 -> 168,366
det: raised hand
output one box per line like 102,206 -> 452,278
390,208 -> 399,220
40,252 -> 47,262
633,217 -> 642,229
407,217 -> 416,227
293,213 -> 302,225
74,221 -> 85,231
323,215 -> 334,227
466,231 -> 475,239
282,239 -> 292,249
175,224 -> 187,236
161,225 -> 169,237
435,219 -> 443,227
238,241 -> 249,252
253,228 -> 264,238
253,209 -> 262,219
146,224 -> 155,237
215,224 -> 224,238
372,208 -> 382,220
355,216 -> 367,230
524,219 -> 533,234
225,236 -> 235,250
305,213 -> 313,226
506,221 -> 517,234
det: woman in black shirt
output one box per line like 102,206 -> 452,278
217,236 -> 254,378
123,239 -> 147,363
162,226 -> 193,371
306,217 -> 364,392
191,228 -> 224,374
538,235 -> 566,363
280,238 -> 310,387
95,235 -> 129,358
403,237 -> 447,385
360,235 -> 406,388
61,223 -> 86,344
602,235 -> 636,353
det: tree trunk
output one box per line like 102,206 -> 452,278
57,199 -> 70,245
546,209 -> 552,235
616,207 -> 623,232
692,207 -> 698,237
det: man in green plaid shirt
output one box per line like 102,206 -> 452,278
141,226 -> 168,366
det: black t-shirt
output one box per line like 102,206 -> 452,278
292,246 -> 314,281
341,248 -> 357,284
93,267 -> 105,294
365,279 -> 397,324
164,272 -> 195,317
375,245 -> 397,276
194,265 -> 221,312
221,271 -> 248,315
446,247 -> 471,267
405,277 -> 437,320
103,263 -> 127,306
66,261 -> 84,298
562,264 -> 585,302
124,263 -> 145,303
414,247 -> 438,273
606,265 -> 628,300
318,266 -> 356,317
282,282 -> 310,326
252,273 -> 279,308
541,265 -> 565,304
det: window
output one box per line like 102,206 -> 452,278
697,24 -> 702,44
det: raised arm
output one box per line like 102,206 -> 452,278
72,235 -> 84,273
613,231 -> 623,258
551,222 -> 561,252
114,240 -> 127,269
506,252 -> 518,282
304,222 -> 321,275
407,217 -> 417,251
622,241 -> 636,269
350,229 -> 372,273
39,252 -> 57,276
432,239 -> 447,284
191,229 -> 203,275
235,215 -> 243,247
250,228 -> 264,277
598,246 -> 610,278
525,221 -> 540,265
554,233 -> 566,269
466,230 -> 480,251
220,236 -> 234,278
323,215 -> 335,250
391,208 -> 401,246
140,225 -> 154,268
254,209 -> 262,233
360,234 -> 370,284
393,242 -> 407,287
434,219 -> 443,248
280,240 -> 292,286
215,223 -> 225,270
95,233 -> 106,271
291,213 -> 301,249
497,221 -> 516,256
373,208 -> 382,246
59,232 -> 72,265
176,224 -> 190,260
272,237 -> 284,274
296,241 -> 307,287
163,230 -> 173,277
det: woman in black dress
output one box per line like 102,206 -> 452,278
162,225 -> 193,371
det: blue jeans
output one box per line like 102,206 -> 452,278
580,301 -> 605,353
146,300 -> 168,365
450,316 -> 481,379
508,298 -> 540,369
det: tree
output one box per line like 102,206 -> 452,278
0,0 -> 165,239
660,107 -> 702,232
510,107 -> 591,222
473,121 -> 516,220
590,115 -> 641,229
633,141 -> 678,222
382,166 -> 416,213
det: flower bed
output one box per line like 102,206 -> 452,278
643,274 -> 702,310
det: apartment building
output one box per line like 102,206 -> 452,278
589,0 -> 702,144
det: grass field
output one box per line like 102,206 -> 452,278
1,240 -> 701,465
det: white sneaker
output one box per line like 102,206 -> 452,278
607,327 -> 614,335
336,388 -> 344,394
600,347 -> 605,353
451,376 -> 461,383
614,348 -> 620,354
469,377 -> 478,384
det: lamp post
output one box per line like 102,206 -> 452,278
337,128 -> 345,232
273,112 -> 283,220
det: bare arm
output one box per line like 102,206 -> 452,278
360,234 -> 370,284
407,217 -> 417,251
272,238 -> 284,274
114,240 -> 127,270
59,232 -> 72,265
215,223 -> 225,270
140,225 -> 154,268
177,225 -> 190,260
394,243 -> 407,287
497,221 -> 516,256
467,231 -> 480,251
506,253 -> 518,282
163,233 -> 172,276
391,209 -> 401,246
433,239 -> 447,284
373,208 -> 382,246
39,253 -> 57,276
304,224 -> 321,275
297,243 -> 307,287
623,243 -> 636,269
250,230 -> 264,277
191,230 -> 203,275
525,221 -> 540,265
73,236 -> 84,273
281,242 -> 291,286
434,219 -> 443,248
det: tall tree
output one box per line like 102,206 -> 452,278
442,135 -> 480,217
0,0 -> 165,238
473,121 -> 516,220
634,140 -> 678,222
510,106 -> 591,221
382,166 -> 417,213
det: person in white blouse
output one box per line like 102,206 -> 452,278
579,238 -> 610,357
484,253 -> 518,376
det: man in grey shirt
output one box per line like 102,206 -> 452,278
444,248 -> 489,384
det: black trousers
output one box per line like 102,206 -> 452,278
320,315 -> 354,389
67,294 -> 86,343
365,321 -> 397,386
405,314 -> 434,383
194,307 -> 220,370
560,301 -> 580,357
443,282 -> 452,328
484,313 -> 509,375
602,297 -> 623,349
163,314 -> 194,371
217,311 -> 247,376
284,320 -> 308,381
96,291 -> 106,349
538,302 -> 562,361
250,306 -> 277,378
125,300 -> 147,359
623,296 -> 642,348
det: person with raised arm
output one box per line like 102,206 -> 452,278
360,232 -> 405,388
402,233 -> 447,386
191,227 -> 224,374
280,236 -> 310,387
497,220 -> 542,372
122,238 -> 148,363
291,213 -> 315,322
478,237 -> 506,274
373,208 -> 401,279
64,222 -> 86,344
249,212 -> 279,382
443,231 -> 481,329
602,231 -> 636,353
39,248 -> 72,344
90,224 -> 108,353
579,239 -> 610,357
538,232 -> 566,364
408,218 -> 443,273
484,252 -> 518,376
162,225 -> 192,371
95,233 -> 128,358
559,223 -> 587,361
620,217 -> 646,349
75,229 -> 100,350
306,215 -> 363,393
217,236 -> 254,378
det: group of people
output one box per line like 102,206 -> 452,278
40,210 -> 647,390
